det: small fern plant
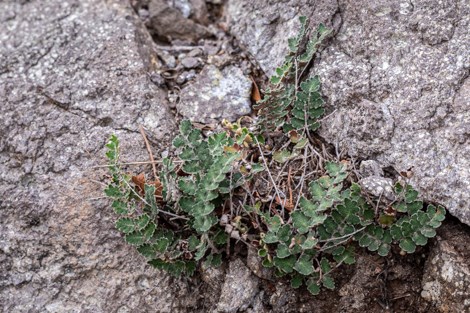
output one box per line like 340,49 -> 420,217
255,16 -> 331,134
104,16 -> 445,296
105,121 -> 264,276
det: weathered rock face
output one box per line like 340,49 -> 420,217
0,0 -> 188,312
148,0 -> 211,42
177,65 -> 252,123
421,223 -> 470,313
216,259 -> 259,313
227,0 -> 470,226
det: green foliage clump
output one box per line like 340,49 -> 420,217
104,16 -> 445,296
255,16 -> 331,133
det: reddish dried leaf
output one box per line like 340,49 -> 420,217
250,76 -> 261,102
132,173 -> 146,194
148,178 -> 164,201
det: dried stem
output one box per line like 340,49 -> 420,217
139,125 -> 158,181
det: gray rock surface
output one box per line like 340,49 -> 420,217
0,0 -> 191,312
227,0 -> 470,225
148,0 -> 211,42
216,259 -> 259,313
177,65 -> 252,123
421,224 -> 470,313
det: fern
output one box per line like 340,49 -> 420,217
255,16 -> 331,134
104,15 -> 445,296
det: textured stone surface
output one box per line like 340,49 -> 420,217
216,259 -> 259,313
421,224 -> 470,313
148,0 -> 211,42
227,0 -> 470,225
177,65 -> 252,123
0,0 -> 188,312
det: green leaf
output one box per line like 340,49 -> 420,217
322,275 -> 335,290
185,261 -> 197,276
178,178 -> 198,195
291,275 -> 303,289
263,231 -> 279,244
291,211 -> 310,234
116,218 -> 135,234
301,233 -> 318,250
193,215 -> 217,233
420,227 -> 436,238
399,238 -> 416,253
333,246 -> 355,265
179,120 -> 193,136
262,258 -> 274,268
135,214 -> 150,231
194,242 -> 208,261
148,259 -> 169,271
137,244 -> 155,258
273,150 -> 292,163
154,237 -> 170,253
104,185 -> 122,198
112,200 -> 128,215
172,135 -> 186,148
277,225 -> 292,242
276,243 -> 291,258
182,162 -> 201,174
188,129 -> 202,143
188,235 -> 200,251
273,255 -> 296,273
125,231 -> 145,246
213,230 -> 228,246
266,215 -> 283,232
193,202 -> 215,216
294,254 -> 314,275
377,243 -> 390,257
142,222 -> 156,241
320,258 -> 331,273
378,214 -> 395,226
405,185 -> 419,203
307,280 -> 321,295
144,185 -> 158,214
168,260 -> 186,277
270,75 -> 282,85
293,138 -> 308,150
412,232 -> 428,246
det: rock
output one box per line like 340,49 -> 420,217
246,246 -> 273,280
421,224 -> 470,313
359,160 -> 384,178
216,259 -> 259,313
227,0 -> 338,77
158,50 -> 177,68
227,0 -> 470,225
200,260 -> 225,292
148,0 -> 211,42
149,72 -> 166,86
0,0 -> 193,312
188,0 -> 209,25
188,47 -> 204,57
176,70 -> 197,85
181,56 -> 201,69
177,65 -> 252,123
165,0 -> 191,18
359,176 -> 395,201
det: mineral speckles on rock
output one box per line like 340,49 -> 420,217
177,64 -> 252,123
216,259 -> 259,313
0,0 -> 182,312
148,0 -> 211,42
359,176 -> 395,201
421,225 -> 470,313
